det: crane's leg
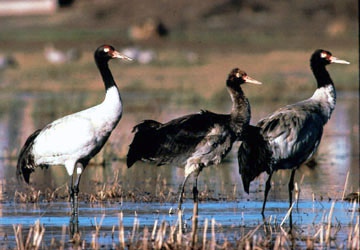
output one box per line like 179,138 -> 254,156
192,172 -> 199,204
69,175 -> 75,217
69,174 -> 79,238
288,169 -> 296,208
288,169 -> 296,231
73,164 -> 84,220
178,174 -> 191,211
192,164 -> 203,207
192,169 -> 200,228
261,172 -> 273,216
176,173 -> 191,239
191,170 -> 200,247
69,219 -> 79,240
69,164 -> 84,238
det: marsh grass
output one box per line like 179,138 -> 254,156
10,172 -> 359,249
13,167 -> 358,205
13,220 -> 45,250
10,203 -> 359,249
13,171 -> 235,204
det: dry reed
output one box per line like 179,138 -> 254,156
8,169 -> 359,249
8,207 -> 359,250
13,220 -> 45,250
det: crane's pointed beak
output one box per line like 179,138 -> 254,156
112,51 -> 133,61
244,75 -> 262,85
330,56 -> 350,65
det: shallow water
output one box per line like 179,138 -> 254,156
0,200 -> 358,248
0,89 -> 358,248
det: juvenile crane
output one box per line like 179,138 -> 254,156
238,49 -> 350,225
127,68 -> 262,211
17,45 -> 131,222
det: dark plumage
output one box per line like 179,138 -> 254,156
17,45 -> 132,224
127,68 -> 262,210
0,55 -> 18,70
238,49 -> 350,224
17,129 -> 41,183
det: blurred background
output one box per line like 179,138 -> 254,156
0,0 -> 357,50
0,0 -> 358,200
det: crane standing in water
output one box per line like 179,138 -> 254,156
127,68 -> 262,211
17,45 -> 132,232
238,49 -> 350,229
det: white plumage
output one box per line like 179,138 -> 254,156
17,45 -> 131,225
32,86 -> 122,175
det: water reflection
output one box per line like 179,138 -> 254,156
0,90 -> 358,203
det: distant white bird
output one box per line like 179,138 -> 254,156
121,47 -> 156,64
44,44 -> 81,64
17,45 -> 132,223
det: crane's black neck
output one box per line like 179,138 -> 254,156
228,86 -> 251,136
96,60 -> 117,90
310,57 -> 336,122
311,61 -> 334,89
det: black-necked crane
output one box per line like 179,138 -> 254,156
17,45 -> 131,225
237,49 -> 350,228
127,68 -> 262,213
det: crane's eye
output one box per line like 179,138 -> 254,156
103,47 -> 110,53
236,72 -> 241,78
320,52 -> 327,58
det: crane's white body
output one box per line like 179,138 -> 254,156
32,86 -> 122,175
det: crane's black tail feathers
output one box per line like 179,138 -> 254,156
16,129 -> 41,184
127,120 -> 162,168
238,125 -> 272,194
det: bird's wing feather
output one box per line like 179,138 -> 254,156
127,111 -> 232,166
258,106 -> 324,167
151,112 -> 218,162
33,114 -> 98,164
237,125 -> 271,193
191,123 -> 234,164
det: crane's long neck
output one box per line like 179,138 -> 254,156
97,61 -> 123,126
310,62 -> 336,123
97,61 -> 117,90
228,86 -> 251,136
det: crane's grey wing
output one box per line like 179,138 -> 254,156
127,111 -> 233,167
155,111 -> 233,166
258,107 -> 324,167
237,125 -> 272,193
190,123 -> 234,165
